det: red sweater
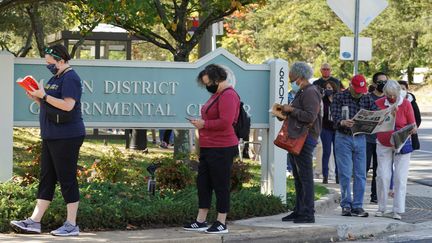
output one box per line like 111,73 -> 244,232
376,97 -> 415,147
199,87 -> 240,148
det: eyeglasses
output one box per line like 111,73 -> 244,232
44,47 -> 62,60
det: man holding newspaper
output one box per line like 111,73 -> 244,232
331,74 -> 378,217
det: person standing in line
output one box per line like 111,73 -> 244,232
280,62 -> 322,224
313,63 -> 341,91
398,80 -> 421,150
366,72 -> 388,203
10,44 -> 85,236
313,63 -> 340,179
320,81 -> 338,184
184,64 -> 239,234
375,80 -> 416,220
331,74 -> 377,217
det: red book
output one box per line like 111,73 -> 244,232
17,75 -> 39,92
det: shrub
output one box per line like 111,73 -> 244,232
155,159 -> 195,191
15,143 -> 42,185
231,159 -> 253,191
0,182 -> 285,233
94,146 -> 128,183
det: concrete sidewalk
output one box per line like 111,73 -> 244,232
1,182 -> 431,243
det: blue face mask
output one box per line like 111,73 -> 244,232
46,64 -> 58,75
291,80 -> 300,93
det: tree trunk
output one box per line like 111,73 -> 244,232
27,3 -> 45,57
407,66 -> 414,84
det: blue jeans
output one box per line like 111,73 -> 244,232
335,132 -> 367,209
320,128 -> 337,178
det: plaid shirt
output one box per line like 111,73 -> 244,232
331,89 -> 377,134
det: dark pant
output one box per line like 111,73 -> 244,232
320,128 -> 337,178
290,142 -> 316,217
197,146 -> 238,213
38,136 -> 84,203
162,130 -> 172,144
366,142 -> 378,199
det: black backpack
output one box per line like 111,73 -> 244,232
205,88 -> 251,140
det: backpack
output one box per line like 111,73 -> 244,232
205,88 -> 251,140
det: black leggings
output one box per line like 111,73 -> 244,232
197,146 -> 238,213
37,136 -> 84,204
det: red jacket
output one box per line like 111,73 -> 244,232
376,97 -> 415,147
199,87 -> 240,148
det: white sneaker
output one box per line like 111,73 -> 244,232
393,213 -> 402,220
375,211 -> 384,217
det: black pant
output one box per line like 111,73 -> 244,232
162,130 -> 172,144
38,136 -> 84,203
366,142 -> 378,199
289,142 -> 316,217
197,146 -> 237,213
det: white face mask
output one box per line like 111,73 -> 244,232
400,90 -> 407,98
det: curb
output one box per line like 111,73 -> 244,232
315,187 -> 339,214
223,226 -> 338,243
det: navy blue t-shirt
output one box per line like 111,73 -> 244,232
39,69 -> 85,140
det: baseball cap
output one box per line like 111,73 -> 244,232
351,74 -> 368,94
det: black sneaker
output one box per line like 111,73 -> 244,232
293,215 -> 315,223
351,208 -> 369,217
370,197 -> 378,204
183,220 -> 208,232
282,211 -> 298,221
342,207 -> 352,216
205,221 -> 228,234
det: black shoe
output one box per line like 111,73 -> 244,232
183,220 -> 208,232
205,221 -> 228,234
293,215 -> 315,223
335,176 -> 339,184
282,211 -> 298,221
370,197 -> 378,204
342,207 -> 352,216
242,153 -> 250,159
351,208 -> 369,217
322,177 -> 328,184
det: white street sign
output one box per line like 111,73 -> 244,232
340,37 -> 372,61
327,0 -> 388,33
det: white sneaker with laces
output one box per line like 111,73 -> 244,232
375,211 -> 384,217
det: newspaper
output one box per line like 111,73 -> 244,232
391,124 -> 415,152
350,103 -> 397,135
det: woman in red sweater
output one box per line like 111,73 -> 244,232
375,80 -> 417,220
183,64 -> 239,234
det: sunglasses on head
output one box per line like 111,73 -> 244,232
44,47 -> 62,60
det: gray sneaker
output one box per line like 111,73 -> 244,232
10,218 -> 41,234
50,221 -> 79,236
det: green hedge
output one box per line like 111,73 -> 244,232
0,182 -> 285,233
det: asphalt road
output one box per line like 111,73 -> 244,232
409,116 -> 432,186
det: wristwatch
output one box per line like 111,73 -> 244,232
42,94 -> 48,101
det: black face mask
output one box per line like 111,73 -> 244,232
206,83 -> 218,94
376,81 -> 387,93
46,64 -> 58,75
324,89 -> 334,97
